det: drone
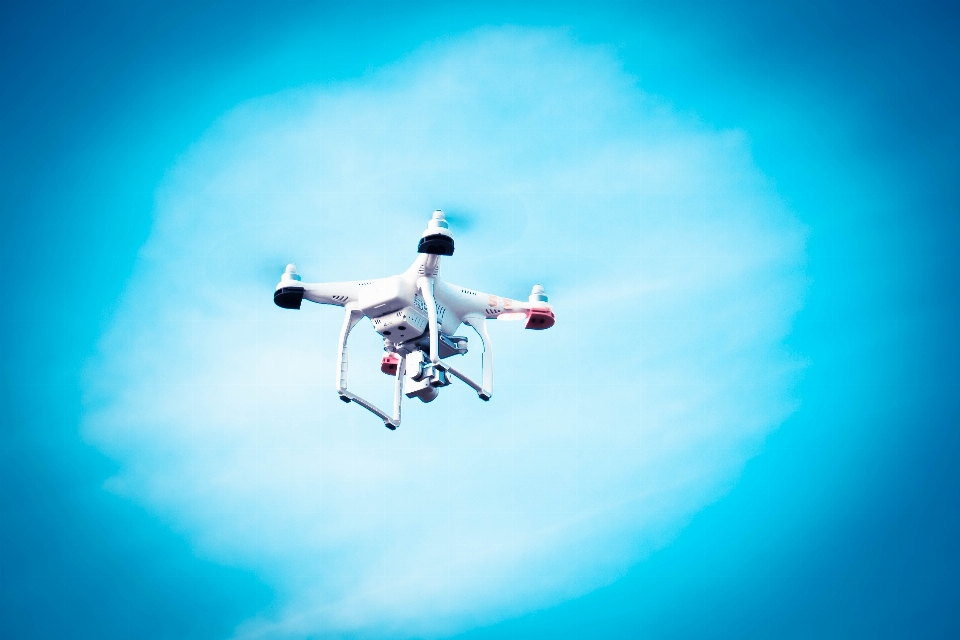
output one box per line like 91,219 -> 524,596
273,210 -> 555,429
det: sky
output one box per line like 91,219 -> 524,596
1,1 -> 958,639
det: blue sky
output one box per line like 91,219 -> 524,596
2,1 -> 959,638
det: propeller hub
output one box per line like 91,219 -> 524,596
418,210 -> 455,255
282,263 -> 301,282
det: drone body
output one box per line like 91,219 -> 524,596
273,210 -> 555,429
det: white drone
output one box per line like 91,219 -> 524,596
274,210 -> 556,429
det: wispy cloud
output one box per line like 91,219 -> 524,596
83,27 -> 806,638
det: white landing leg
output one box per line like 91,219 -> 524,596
335,304 -> 402,429
461,315 -> 493,401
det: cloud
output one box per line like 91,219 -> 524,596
83,27 -> 806,638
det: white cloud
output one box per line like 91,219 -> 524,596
84,27 -> 806,638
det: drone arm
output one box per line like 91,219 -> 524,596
445,285 -> 552,324
274,263 -> 360,309
480,298 -> 552,318
418,276 -> 440,365
302,281 -> 359,306
475,292 -> 555,330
